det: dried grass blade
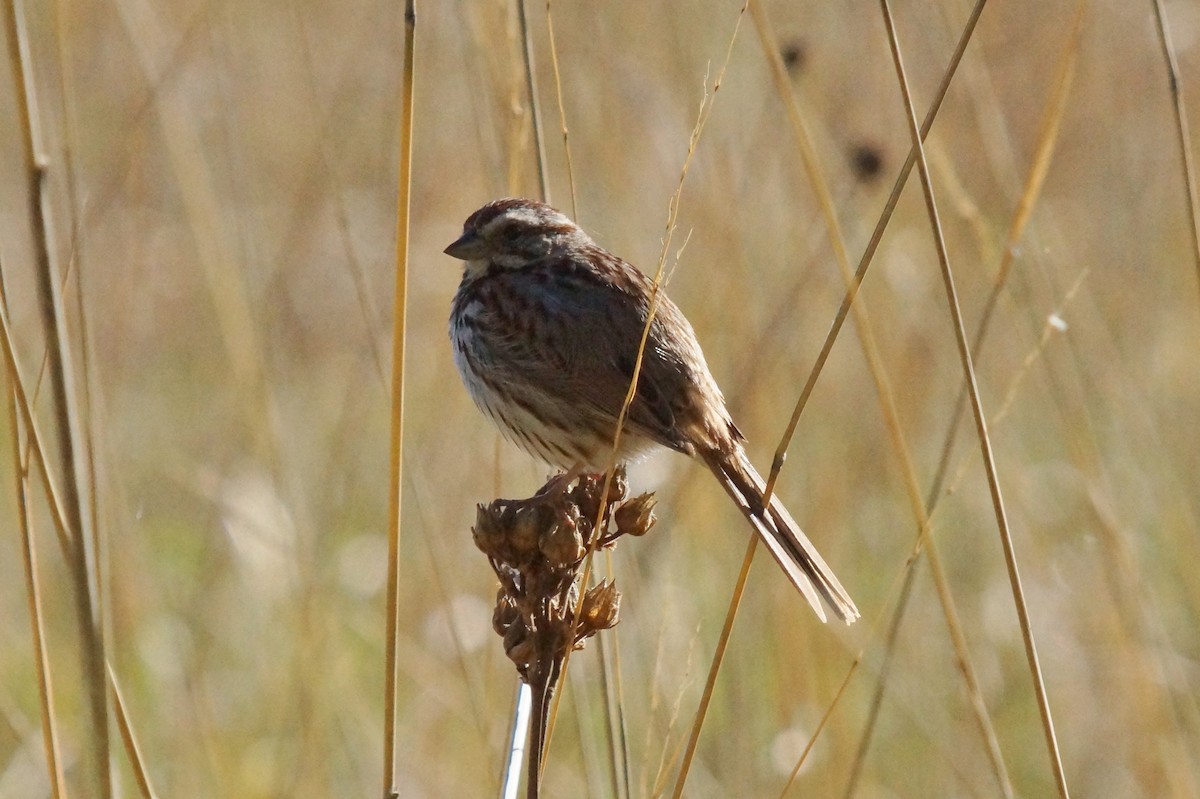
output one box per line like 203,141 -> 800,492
382,2 -> 417,795
877,0 -> 1070,795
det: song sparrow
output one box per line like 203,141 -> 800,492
445,198 -> 858,624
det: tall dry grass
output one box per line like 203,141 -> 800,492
1,1 -> 1198,797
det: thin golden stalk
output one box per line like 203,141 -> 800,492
761,0 -> 990,499
851,16 -> 1086,783
877,0 -> 1070,795
0,279 -> 73,557
52,0 -> 106,623
850,1 -> 1085,790
545,0 -> 578,219
934,270 -> 1089,534
609,625 -> 634,799
925,0 -> 1086,510
382,2 -> 416,796
1150,0 -> 1200,296
849,17 -> 1094,782
53,0 -> 109,592
10,387 -> 67,799
750,2 -> 1011,793
840,560 -> 914,799
517,0 -> 550,203
108,663 -> 158,799
5,2 -> 109,794
595,634 -> 631,799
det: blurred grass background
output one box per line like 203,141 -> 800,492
1,0 -> 1199,796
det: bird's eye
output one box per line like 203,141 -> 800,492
502,226 -> 523,242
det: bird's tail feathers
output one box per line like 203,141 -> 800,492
702,448 -> 859,625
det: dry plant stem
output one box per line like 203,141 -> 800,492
926,262 -> 1200,791
935,265 -> 1200,793
0,272 -> 110,799
761,0 -> 989,501
855,10 -> 1084,786
610,633 -> 634,799
526,657 -> 562,799
52,0 -> 107,628
926,0 -> 1084,513
0,284 -> 74,557
5,2 -> 110,795
382,3 -> 416,796
108,663 -> 157,799
6,305 -> 157,799
751,2 -> 1012,793
476,475 -> 643,799
851,2 -> 1084,790
595,634 -> 631,799
937,271 -> 1089,527
877,1 -> 1070,796
544,0 -> 578,219
541,1 -> 747,762
517,0 -> 550,203
1150,0 -> 1200,295
10,390 -> 67,799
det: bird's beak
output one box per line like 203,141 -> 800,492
444,231 -> 486,261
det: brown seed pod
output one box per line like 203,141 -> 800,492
614,493 -> 657,537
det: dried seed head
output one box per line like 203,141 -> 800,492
614,493 -> 657,537
476,469 -> 646,682
539,504 -> 584,566
508,505 -> 543,558
579,580 -> 621,635
503,618 -> 534,668
570,474 -> 602,522
472,502 -> 505,557
606,468 -> 629,506
493,590 -> 519,636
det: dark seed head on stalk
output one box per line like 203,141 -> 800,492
614,492 -> 657,537
493,590 -> 520,636
471,467 -> 658,799
538,504 -> 584,566
578,580 -> 621,638
470,466 -> 655,676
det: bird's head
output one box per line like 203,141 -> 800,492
444,198 -> 587,275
